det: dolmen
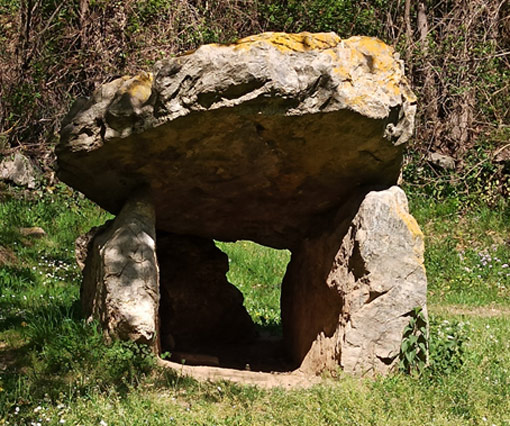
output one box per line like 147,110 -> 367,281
57,32 -> 427,377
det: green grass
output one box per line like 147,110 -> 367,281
2,315 -> 509,425
1,183 -> 510,424
409,192 -> 510,307
216,240 -> 290,331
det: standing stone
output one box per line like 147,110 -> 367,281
81,191 -> 160,345
282,186 -> 427,374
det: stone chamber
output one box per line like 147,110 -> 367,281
59,32 -> 427,381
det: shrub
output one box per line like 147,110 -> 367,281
428,317 -> 469,375
399,307 -> 428,374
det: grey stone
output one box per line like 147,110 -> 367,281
282,186 -> 427,374
0,153 -> 40,189
57,32 -> 416,249
19,227 -> 46,238
81,191 -> 160,344
426,152 -> 456,170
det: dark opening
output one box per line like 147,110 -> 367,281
157,234 -> 292,372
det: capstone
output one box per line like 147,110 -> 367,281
62,32 -> 426,379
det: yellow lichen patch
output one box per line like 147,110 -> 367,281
122,72 -> 153,104
395,202 -> 426,271
384,78 -> 402,97
395,203 -> 423,239
349,95 -> 369,110
344,36 -> 397,74
234,32 -> 341,53
323,49 -> 350,79
400,79 -> 418,103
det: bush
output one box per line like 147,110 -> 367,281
399,310 -> 469,376
428,317 -> 469,375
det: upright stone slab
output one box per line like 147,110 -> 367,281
282,186 -> 427,374
81,191 -> 160,344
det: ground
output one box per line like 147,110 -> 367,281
0,182 -> 509,425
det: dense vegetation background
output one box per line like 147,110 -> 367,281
1,0 -> 509,201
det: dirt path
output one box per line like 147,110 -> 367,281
429,304 -> 510,318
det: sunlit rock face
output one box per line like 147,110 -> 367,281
62,32 -> 425,376
58,32 -> 415,249
80,192 -> 160,344
282,186 -> 427,374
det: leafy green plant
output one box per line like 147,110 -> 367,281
399,309 -> 470,377
100,339 -> 156,385
399,307 -> 428,374
428,317 -> 469,375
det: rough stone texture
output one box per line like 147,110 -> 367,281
282,186 -> 427,374
426,152 -> 455,170
58,32 -> 416,249
157,232 -> 256,352
62,32 -> 425,377
0,153 -> 40,189
81,191 -> 160,344
19,227 -> 46,238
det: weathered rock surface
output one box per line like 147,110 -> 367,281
58,32 -> 416,249
426,152 -> 455,170
0,153 -> 40,189
19,227 -> 46,239
64,32 -> 425,378
81,191 -> 160,344
282,186 -> 427,374
157,232 -> 256,351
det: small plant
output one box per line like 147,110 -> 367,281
100,339 -> 156,385
399,311 -> 469,376
399,307 -> 428,374
428,317 -> 469,375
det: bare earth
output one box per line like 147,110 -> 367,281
429,304 -> 510,318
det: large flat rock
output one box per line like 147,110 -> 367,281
58,32 -> 416,248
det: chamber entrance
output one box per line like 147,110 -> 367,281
157,235 -> 291,372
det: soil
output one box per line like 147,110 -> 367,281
429,304 -> 510,318
168,334 -> 293,373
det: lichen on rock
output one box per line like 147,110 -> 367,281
62,32 -> 426,378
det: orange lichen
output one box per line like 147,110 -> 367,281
394,202 -> 426,271
234,32 -> 341,53
395,203 -> 423,239
174,32 -> 415,110
123,72 -> 153,104
400,79 -> 418,103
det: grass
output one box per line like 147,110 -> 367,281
409,192 -> 510,307
216,240 -> 290,332
1,182 -> 510,424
